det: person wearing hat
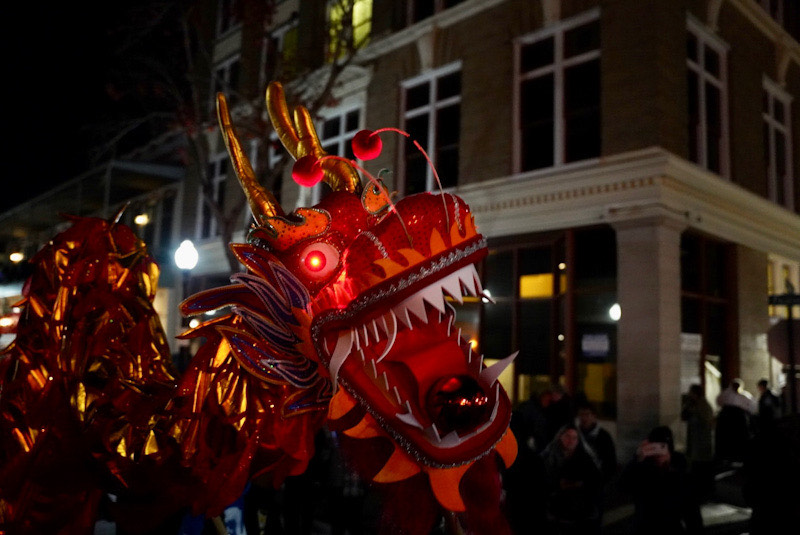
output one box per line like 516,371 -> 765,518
619,426 -> 703,534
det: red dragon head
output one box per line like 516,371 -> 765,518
178,83 -> 517,530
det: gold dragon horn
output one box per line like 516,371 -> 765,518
266,81 -> 362,195
217,93 -> 285,225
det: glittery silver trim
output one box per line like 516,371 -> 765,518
363,231 -> 388,258
311,236 -> 486,344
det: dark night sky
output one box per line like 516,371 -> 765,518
4,4 -> 123,211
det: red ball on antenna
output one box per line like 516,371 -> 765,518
292,155 -> 324,187
352,130 -> 382,161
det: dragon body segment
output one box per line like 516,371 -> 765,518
0,83 -> 517,534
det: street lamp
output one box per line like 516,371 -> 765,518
174,239 -> 198,371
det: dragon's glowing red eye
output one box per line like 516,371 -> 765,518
304,251 -> 326,271
298,242 -> 340,280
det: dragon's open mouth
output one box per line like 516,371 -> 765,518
313,254 -> 515,467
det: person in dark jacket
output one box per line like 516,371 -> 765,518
681,384 -> 715,502
540,424 -> 603,535
620,426 -> 703,535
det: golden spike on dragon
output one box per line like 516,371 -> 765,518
0,82 -> 518,534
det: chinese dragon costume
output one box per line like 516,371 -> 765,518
0,82 -> 517,534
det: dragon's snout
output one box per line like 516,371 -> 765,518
426,375 -> 491,437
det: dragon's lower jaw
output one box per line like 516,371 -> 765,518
315,262 -> 516,468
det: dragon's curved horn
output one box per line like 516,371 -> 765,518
266,82 -> 362,194
217,93 -> 285,224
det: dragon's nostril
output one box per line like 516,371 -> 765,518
426,375 -> 490,436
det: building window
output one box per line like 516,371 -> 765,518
328,0 -> 372,61
264,19 -> 299,82
477,227 -> 617,415
216,0 -> 241,37
198,153 -> 228,239
407,0 -> 466,25
402,63 -> 461,195
687,19 -> 729,177
212,55 -> 241,107
763,77 -> 794,210
515,10 -> 601,173
681,233 -> 734,382
301,107 -> 362,205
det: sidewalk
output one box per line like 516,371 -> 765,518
601,467 -> 751,535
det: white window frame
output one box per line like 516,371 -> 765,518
759,0 -> 784,26
686,17 -> 730,179
297,104 -> 363,206
513,8 -> 601,174
212,54 -> 241,108
763,76 -> 794,210
216,0 -> 241,38
261,19 -> 300,86
400,61 -> 462,193
197,152 -> 229,240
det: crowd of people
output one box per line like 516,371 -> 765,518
174,379 -> 795,534
504,377 -> 796,535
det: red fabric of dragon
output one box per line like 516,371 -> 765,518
0,82 -> 517,534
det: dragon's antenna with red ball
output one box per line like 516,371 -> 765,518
349,127 -> 451,231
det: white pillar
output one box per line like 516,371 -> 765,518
614,215 -> 686,460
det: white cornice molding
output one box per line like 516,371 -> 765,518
727,0 -> 800,80
456,147 -> 800,260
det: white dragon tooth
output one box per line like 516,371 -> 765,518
393,304 -> 414,329
472,267 -> 484,294
396,402 -> 423,429
420,284 -> 447,314
381,371 -> 390,391
369,359 -> 379,379
467,344 -> 473,363
446,313 -> 454,336
441,272 -> 463,303
426,424 -> 442,443
361,323 -> 370,347
358,348 -> 366,363
458,266 -> 478,296
403,294 -> 428,324
393,386 -> 402,405
353,326 -> 361,351
371,318 -> 381,342
328,329 -> 354,386
376,311 -> 397,363
480,351 -> 519,386
439,431 -> 463,448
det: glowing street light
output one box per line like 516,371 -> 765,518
9,252 -> 24,263
174,240 -> 199,271
174,240 -> 198,371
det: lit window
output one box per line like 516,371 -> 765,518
402,63 -> 461,194
516,10 -> 601,173
686,18 -> 729,177
328,0 -> 372,60
264,19 -> 299,81
763,77 -> 794,210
